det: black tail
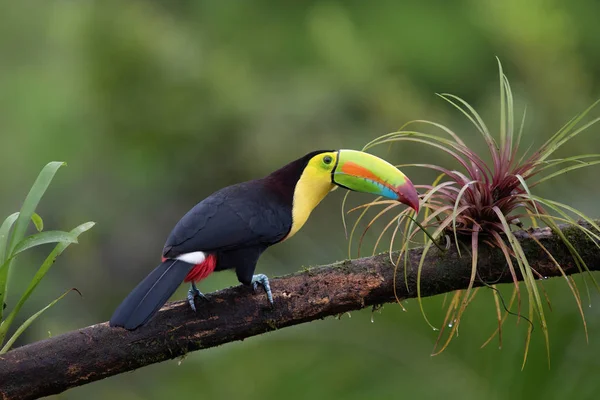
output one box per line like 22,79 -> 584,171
109,260 -> 194,330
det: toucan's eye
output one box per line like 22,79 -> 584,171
323,155 -> 333,165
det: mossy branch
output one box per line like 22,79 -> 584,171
1,221 -> 599,400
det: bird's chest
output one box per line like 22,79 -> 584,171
285,179 -> 334,240
222,194 -> 294,247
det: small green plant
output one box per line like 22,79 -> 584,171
0,162 -> 94,353
344,60 -> 600,367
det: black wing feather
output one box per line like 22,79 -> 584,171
163,180 -> 291,258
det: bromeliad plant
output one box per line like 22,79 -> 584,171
345,61 -> 600,367
0,162 -> 94,353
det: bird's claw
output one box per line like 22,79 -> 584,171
251,274 -> 273,306
187,283 -> 208,312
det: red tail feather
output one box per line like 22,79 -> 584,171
184,254 -> 217,283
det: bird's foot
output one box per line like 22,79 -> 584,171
251,274 -> 273,306
187,283 -> 208,312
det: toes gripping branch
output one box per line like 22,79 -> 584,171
251,274 -> 273,305
187,282 -> 208,312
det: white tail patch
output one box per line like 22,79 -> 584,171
176,251 -> 206,264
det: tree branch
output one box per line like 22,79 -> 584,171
1,222 -> 599,399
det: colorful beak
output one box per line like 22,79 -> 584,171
332,149 -> 420,212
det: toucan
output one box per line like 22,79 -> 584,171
109,149 -> 419,330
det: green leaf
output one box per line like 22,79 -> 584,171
537,154 -> 600,173
8,162 -> 65,254
539,99 -> 600,161
0,213 -> 19,264
503,74 -> 515,151
31,212 -> 43,232
515,106 -> 527,157
0,212 -> 46,260
415,214 -> 458,331
0,162 -> 65,322
515,175 -> 539,216
0,288 -> 80,354
0,221 -> 94,345
533,160 -> 600,187
492,206 -> 549,368
11,231 -> 78,257
347,195 -> 383,258
0,212 -> 19,322
452,180 -> 477,258
498,57 -> 507,151
437,93 -> 495,147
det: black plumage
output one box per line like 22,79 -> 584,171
163,180 -> 293,261
110,151 -> 330,329
109,259 -> 193,329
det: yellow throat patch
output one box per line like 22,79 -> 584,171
285,152 -> 337,240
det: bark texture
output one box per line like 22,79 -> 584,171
0,222 -> 598,399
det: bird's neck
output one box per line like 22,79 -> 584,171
287,166 -> 334,239
263,155 -> 334,240
263,159 -> 306,205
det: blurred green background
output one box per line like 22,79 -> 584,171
2,0 -> 600,399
